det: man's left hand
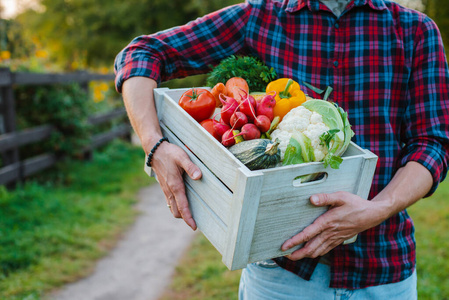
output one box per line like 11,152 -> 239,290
281,191 -> 382,260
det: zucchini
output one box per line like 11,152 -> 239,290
229,139 -> 281,170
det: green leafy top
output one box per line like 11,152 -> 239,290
206,55 -> 277,91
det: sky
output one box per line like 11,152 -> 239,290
2,0 -> 17,18
1,0 -> 41,19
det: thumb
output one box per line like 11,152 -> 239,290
310,192 -> 345,207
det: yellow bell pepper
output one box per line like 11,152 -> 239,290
266,78 -> 306,120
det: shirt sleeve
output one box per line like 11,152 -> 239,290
114,3 -> 253,92
399,16 -> 449,196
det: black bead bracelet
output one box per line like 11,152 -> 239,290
146,137 -> 169,167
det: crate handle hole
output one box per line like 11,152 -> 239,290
292,172 -> 328,187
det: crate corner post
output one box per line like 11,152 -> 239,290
222,167 -> 264,270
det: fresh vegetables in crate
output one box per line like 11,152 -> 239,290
177,56 -> 354,175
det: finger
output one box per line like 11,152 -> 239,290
310,191 -> 348,208
285,236 -> 321,260
175,195 -> 197,231
167,194 -> 177,211
281,222 -> 324,251
176,152 -> 202,180
286,236 -> 334,261
171,184 -> 197,231
159,182 -> 175,206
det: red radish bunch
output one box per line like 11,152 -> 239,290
201,89 -> 276,146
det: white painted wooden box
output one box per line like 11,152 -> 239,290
145,88 -> 378,270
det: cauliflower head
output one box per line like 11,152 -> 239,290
270,106 -> 329,161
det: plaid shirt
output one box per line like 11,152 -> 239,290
115,0 -> 449,289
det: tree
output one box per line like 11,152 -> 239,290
15,0 -> 242,70
424,0 -> 449,51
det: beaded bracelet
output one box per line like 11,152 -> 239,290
146,137 -> 169,167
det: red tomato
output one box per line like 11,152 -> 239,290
179,88 -> 216,123
200,119 -> 221,141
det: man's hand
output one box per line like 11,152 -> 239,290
122,76 -> 202,230
281,191 -> 381,260
151,141 -> 201,230
281,161 -> 433,261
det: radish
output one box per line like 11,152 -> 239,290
256,93 -> 276,121
254,114 -> 271,133
230,111 -> 248,130
238,92 -> 257,122
213,120 -> 231,140
221,129 -> 236,147
233,123 -> 261,141
219,94 -> 239,126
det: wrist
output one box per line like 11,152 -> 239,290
370,197 -> 395,224
146,137 -> 169,167
141,133 -> 164,155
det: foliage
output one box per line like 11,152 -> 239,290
206,55 -> 277,92
424,0 -> 449,51
14,83 -> 91,157
13,0 -> 242,70
0,19 -> 34,60
0,141 -> 150,300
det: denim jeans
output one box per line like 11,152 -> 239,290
238,260 -> 417,300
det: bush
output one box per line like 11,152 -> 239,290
15,83 -> 91,158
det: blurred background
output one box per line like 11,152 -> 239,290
0,0 -> 448,300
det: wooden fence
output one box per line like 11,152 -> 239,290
0,67 -> 131,186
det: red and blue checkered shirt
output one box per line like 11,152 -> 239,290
115,0 -> 449,289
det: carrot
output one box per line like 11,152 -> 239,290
225,77 -> 249,102
211,82 -> 228,108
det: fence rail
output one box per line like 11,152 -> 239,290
0,67 -> 131,186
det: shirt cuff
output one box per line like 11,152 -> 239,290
115,57 -> 162,93
399,139 -> 448,197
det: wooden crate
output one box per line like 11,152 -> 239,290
145,87 -> 378,270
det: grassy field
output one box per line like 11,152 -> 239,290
160,179 -> 449,300
0,141 -> 151,300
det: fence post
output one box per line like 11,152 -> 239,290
0,67 -> 21,185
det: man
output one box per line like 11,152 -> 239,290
114,0 -> 449,298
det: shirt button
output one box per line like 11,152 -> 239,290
334,23 -> 339,29
333,60 -> 339,67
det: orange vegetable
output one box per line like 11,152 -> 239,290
226,77 -> 249,102
211,82 -> 228,108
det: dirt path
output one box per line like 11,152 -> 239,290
50,183 -> 197,300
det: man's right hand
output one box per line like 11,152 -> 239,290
122,76 -> 201,230
149,140 -> 201,230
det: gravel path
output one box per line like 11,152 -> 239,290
50,183 -> 197,300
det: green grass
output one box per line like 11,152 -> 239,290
161,179 -> 449,300
409,180 -> 449,300
0,140 -> 152,300
159,234 -> 241,300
